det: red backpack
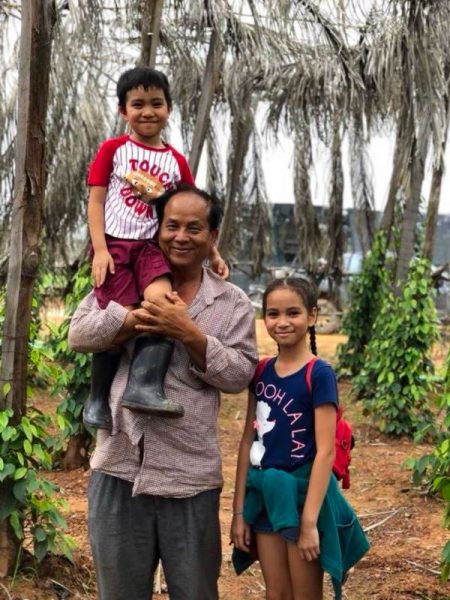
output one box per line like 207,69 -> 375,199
253,357 -> 354,489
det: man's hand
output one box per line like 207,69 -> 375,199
92,249 -> 115,287
132,292 -> 191,339
210,254 -> 229,279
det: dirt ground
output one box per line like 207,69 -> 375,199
1,323 -> 449,600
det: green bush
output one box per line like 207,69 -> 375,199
0,406 -> 75,562
48,261 -> 93,443
337,232 -> 390,378
353,258 -> 439,436
407,348 -> 450,581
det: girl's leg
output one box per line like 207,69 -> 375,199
287,544 -> 323,600
256,532 -> 293,600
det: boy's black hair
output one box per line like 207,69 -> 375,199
262,277 -> 319,355
117,66 -> 172,110
155,184 -> 223,231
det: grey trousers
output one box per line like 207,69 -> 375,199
88,471 -> 222,600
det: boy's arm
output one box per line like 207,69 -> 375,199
87,186 -> 115,287
209,244 -> 229,279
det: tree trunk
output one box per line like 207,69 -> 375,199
188,29 -> 222,178
379,106 -> 413,238
217,94 -> 253,260
62,431 -> 92,471
139,0 -> 164,68
423,146 -> 445,262
326,121 -> 344,306
293,126 -> 323,271
0,0 -> 55,576
423,93 -> 449,261
349,109 -> 375,254
395,118 -> 429,284
0,0 -> 55,413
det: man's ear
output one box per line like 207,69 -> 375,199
210,229 -> 219,244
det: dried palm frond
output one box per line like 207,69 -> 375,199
326,119 -> 344,286
293,124 -> 323,271
240,128 -> 273,277
349,109 -> 375,254
206,114 -> 226,199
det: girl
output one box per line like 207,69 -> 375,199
231,278 -> 369,600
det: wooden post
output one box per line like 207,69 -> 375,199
0,0 -> 55,413
139,0 -> 164,68
0,0 -> 55,575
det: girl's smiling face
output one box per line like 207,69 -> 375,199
264,287 -> 317,349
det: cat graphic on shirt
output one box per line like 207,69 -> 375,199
250,401 -> 276,466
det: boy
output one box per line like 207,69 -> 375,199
84,67 -> 226,429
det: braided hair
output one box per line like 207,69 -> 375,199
262,277 -> 319,356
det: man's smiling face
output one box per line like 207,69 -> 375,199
158,191 -> 218,271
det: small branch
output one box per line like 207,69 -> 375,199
363,507 -> 403,532
0,582 -> 13,600
49,579 -> 74,595
405,559 -> 441,576
359,509 -> 402,518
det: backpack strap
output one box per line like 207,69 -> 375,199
253,357 -> 271,384
305,356 -> 319,394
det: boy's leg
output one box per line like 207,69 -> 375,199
83,351 -> 121,429
88,471 -> 159,600
122,242 -> 184,417
88,239 -> 140,429
157,488 -> 222,600
256,532 -> 294,600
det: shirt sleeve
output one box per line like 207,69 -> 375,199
87,139 -> 117,187
171,148 -> 195,185
68,292 -> 129,353
189,291 -> 259,393
311,363 -> 339,409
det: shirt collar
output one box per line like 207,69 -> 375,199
189,267 -> 230,319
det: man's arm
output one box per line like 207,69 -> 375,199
132,293 -> 207,371
133,289 -> 258,392
68,292 -> 132,353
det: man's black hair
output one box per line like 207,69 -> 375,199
155,184 -> 223,231
117,66 -> 172,110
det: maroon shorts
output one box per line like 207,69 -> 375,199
94,237 -> 171,309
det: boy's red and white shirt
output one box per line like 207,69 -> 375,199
87,135 -> 194,240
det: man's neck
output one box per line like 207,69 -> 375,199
172,266 -> 203,305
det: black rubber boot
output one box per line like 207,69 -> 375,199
83,352 -> 121,430
121,336 -> 184,418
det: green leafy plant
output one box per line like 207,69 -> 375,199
406,348 -> 450,581
0,407 -> 76,562
337,232 -> 390,378
353,258 -> 439,436
48,261 -> 93,443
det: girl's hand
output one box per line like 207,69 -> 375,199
92,249 -> 115,287
210,255 -> 229,279
297,523 -> 320,562
230,514 -> 251,552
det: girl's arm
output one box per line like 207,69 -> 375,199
230,391 -> 256,552
297,403 -> 336,562
209,244 -> 229,279
88,185 -> 115,287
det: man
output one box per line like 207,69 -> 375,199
68,185 -> 258,600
